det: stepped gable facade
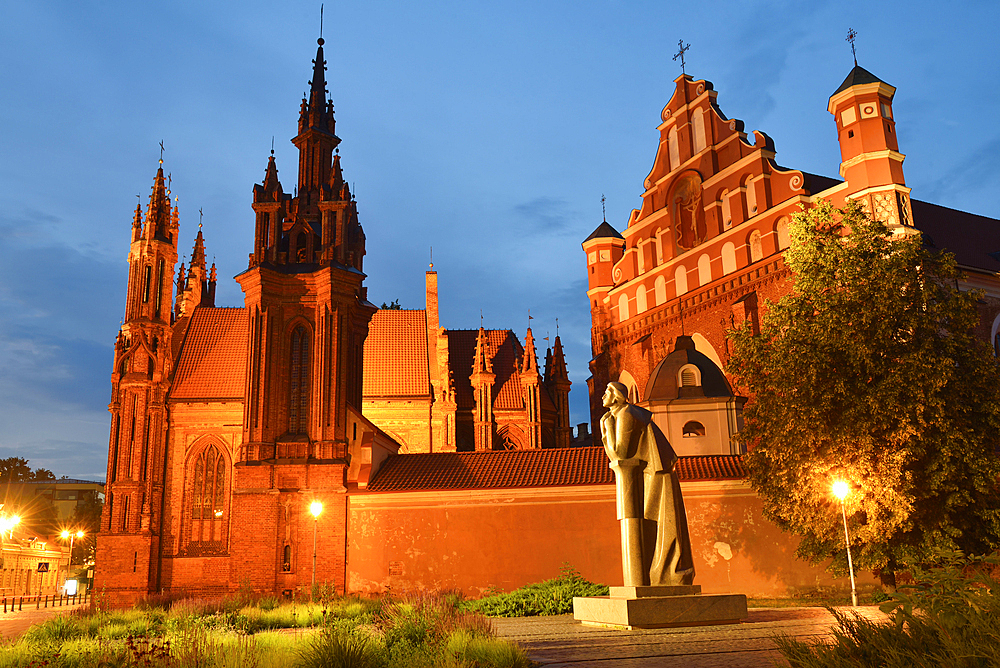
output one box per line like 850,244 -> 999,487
95,38 -> 399,606
361,272 -> 573,453
584,66 -> 1000,444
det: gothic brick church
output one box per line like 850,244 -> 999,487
95,37 -> 574,605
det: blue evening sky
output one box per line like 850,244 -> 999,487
1,0 -> 998,479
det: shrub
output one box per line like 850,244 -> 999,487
296,629 -> 377,668
21,615 -> 84,642
445,630 -> 532,668
774,550 -> 1000,668
468,563 -> 609,617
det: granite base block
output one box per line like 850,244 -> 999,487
573,592 -> 748,630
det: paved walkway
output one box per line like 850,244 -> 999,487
0,600 -> 89,641
493,606 -> 887,667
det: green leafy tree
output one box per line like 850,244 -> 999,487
380,299 -> 402,310
0,457 -> 56,482
727,200 -> 1000,589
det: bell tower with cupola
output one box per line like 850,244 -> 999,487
829,65 -> 914,230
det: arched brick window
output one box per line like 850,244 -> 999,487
683,421 -> 706,437
190,444 -> 227,549
289,326 -> 310,434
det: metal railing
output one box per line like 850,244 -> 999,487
1,591 -> 91,612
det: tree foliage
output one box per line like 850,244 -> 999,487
727,200 -> 1000,581
0,456 -> 55,482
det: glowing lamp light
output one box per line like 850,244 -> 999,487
61,530 -> 71,539
831,480 -> 850,500
0,514 -> 20,538
309,500 -> 323,594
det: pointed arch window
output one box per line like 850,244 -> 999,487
190,444 -> 227,549
289,326 -> 311,434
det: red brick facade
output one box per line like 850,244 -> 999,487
95,39 -> 388,606
585,67 -> 1000,437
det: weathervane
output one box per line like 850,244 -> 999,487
429,246 -> 434,269
320,4 -> 324,39
673,39 -> 691,75
601,194 -> 606,222
270,136 -> 275,156
846,28 -> 858,66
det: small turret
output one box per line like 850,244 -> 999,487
176,228 -> 215,318
470,327 -> 496,450
544,335 -> 572,448
828,65 -> 913,229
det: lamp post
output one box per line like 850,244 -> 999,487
309,501 -> 323,596
60,530 -> 85,567
831,480 -> 858,607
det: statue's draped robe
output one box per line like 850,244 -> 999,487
605,403 -> 695,586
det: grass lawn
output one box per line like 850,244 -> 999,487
0,591 -> 531,668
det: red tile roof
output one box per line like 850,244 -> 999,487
171,307 -> 247,400
365,447 -> 746,491
362,310 -> 430,397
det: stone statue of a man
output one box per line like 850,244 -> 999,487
601,381 -> 695,587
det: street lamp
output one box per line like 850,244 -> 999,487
0,513 -> 20,539
309,501 -> 323,595
60,530 -> 86,567
831,480 -> 858,607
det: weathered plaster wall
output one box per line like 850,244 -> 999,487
348,481 -> 874,598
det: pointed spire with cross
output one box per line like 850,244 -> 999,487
846,28 -> 858,66
673,39 -> 691,75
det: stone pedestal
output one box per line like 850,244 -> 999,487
573,585 -> 748,630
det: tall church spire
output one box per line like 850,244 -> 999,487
545,335 -> 572,448
145,166 -> 173,243
294,37 -> 340,197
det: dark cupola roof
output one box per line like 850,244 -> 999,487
832,65 -> 889,95
584,221 -> 624,242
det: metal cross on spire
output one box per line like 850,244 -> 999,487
159,140 -> 165,164
846,28 -> 858,66
199,207 -> 204,229
601,194 -> 606,222
673,39 -> 691,75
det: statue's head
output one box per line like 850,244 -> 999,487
603,381 -> 629,408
